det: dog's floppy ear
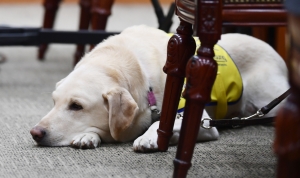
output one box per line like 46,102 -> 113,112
102,87 -> 139,141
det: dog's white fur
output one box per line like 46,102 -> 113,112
31,25 -> 289,151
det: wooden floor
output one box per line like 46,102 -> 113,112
0,0 -> 173,4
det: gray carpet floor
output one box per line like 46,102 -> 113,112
0,3 -> 276,178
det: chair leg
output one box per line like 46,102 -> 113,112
274,14 -> 300,178
89,0 -> 114,50
157,20 -> 196,152
38,0 -> 61,60
252,27 -> 287,62
275,27 -> 287,62
274,82 -> 300,178
173,48 -> 218,178
172,1 -> 222,177
74,0 -> 92,65
252,27 -> 269,42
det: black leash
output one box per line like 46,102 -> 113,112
201,88 -> 291,129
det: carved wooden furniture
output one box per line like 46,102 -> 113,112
274,0 -> 300,177
156,0 -> 287,177
223,0 -> 287,60
38,0 -> 114,65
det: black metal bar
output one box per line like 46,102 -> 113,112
39,29 -> 118,44
0,27 -> 40,46
151,0 -> 165,28
0,27 -> 119,46
150,0 -> 175,33
160,3 -> 175,33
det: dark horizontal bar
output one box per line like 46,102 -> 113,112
39,29 -> 119,44
0,27 -> 40,46
223,22 -> 287,26
0,26 -> 119,46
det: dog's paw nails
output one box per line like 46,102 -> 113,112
71,133 -> 100,149
133,135 -> 158,153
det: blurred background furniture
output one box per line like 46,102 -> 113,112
222,0 -> 287,61
38,0 -> 114,65
38,0 -> 175,65
0,2 -> 289,177
273,0 -> 300,177
156,0 -> 287,177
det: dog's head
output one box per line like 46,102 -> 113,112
30,65 -> 140,148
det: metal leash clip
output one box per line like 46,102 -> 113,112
201,118 -> 212,129
231,109 -> 264,128
201,109 -> 265,129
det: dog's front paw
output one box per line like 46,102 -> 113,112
133,133 -> 158,153
71,133 -> 101,149
133,122 -> 160,153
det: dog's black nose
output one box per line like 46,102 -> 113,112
30,126 -> 46,142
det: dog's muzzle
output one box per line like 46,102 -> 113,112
30,126 -> 46,143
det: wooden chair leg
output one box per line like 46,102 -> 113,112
172,1 -> 221,177
275,27 -> 287,62
74,0 -> 92,65
38,0 -> 61,60
252,26 -> 287,62
252,27 -> 269,42
89,0 -> 114,50
173,38 -> 219,178
157,20 -> 196,152
274,13 -> 300,178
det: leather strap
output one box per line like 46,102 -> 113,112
260,88 -> 291,115
202,88 -> 291,129
209,117 -> 275,128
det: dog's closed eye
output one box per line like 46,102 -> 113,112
69,102 -> 83,111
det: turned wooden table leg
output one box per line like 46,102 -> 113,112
274,12 -> 300,178
38,0 -> 61,60
172,1 -> 222,177
74,0 -> 92,65
89,0 -> 114,50
157,20 -> 196,152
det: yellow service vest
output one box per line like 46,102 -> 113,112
176,36 -> 243,120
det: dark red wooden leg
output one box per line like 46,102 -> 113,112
38,0 -> 61,60
274,13 -> 300,178
157,20 -> 196,152
74,0 -> 92,65
89,0 -> 114,50
173,49 -> 218,178
173,1 -> 222,177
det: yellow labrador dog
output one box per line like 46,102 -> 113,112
30,25 -> 289,151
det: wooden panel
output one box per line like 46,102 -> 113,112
0,0 -> 174,4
